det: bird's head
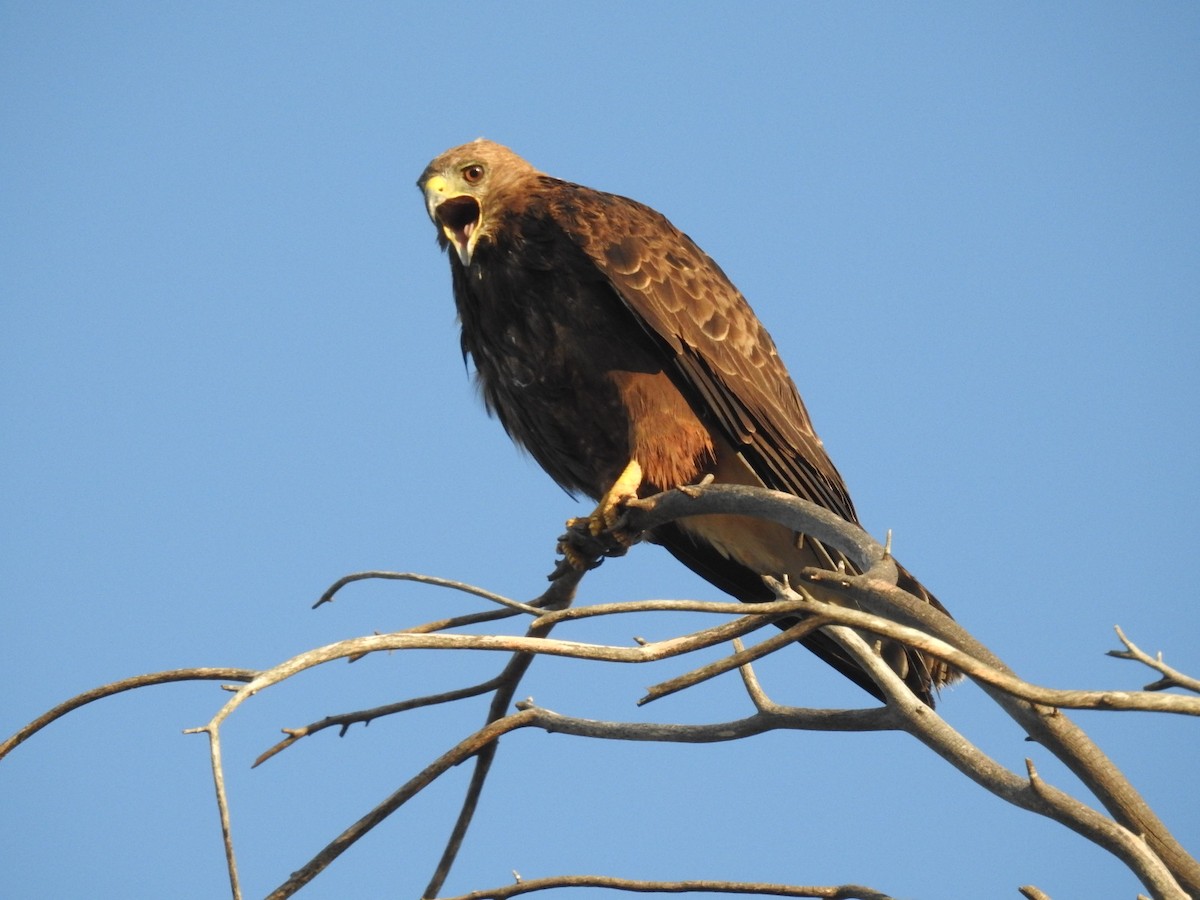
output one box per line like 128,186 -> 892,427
418,139 -> 540,266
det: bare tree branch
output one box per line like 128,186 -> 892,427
767,578 -> 1200,716
6,483 -> 1197,899
252,675 -> 507,768
255,573 -> 568,767
313,569 -> 548,616
509,701 -> 896,742
639,618 -> 828,706
623,482 -> 1200,897
1108,626 -> 1200,695
421,568 -> 587,900
264,707 -> 542,898
439,875 -> 896,900
0,668 -> 257,761
197,722 -> 241,900
814,624 -> 1187,899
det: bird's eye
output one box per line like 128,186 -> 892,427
462,164 -> 485,184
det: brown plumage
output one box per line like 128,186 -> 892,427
418,139 -> 956,705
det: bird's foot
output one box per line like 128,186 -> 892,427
554,460 -> 644,573
553,520 -> 627,576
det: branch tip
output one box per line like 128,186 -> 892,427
1023,757 -> 1048,797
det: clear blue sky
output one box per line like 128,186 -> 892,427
3,4 -> 1198,898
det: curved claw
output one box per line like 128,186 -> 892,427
556,459 -> 645,572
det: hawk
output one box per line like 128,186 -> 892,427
419,139 -> 955,705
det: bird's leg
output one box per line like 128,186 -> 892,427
581,458 -> 643,535
559,459 -> 643,570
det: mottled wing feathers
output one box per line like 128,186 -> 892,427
546,180 -> 857,523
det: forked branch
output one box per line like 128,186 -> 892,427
1108,626 -> 1200,695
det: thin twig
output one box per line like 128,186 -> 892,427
253,675 -> 509,768
732,638 -> 774,712
639,618 -> 827,706
313,570 -> 547,616
0,668 -> 258,760
1107,626 -> 1200,694
182,724 -> 242,900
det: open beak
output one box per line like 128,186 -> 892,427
423,175 -> 481,266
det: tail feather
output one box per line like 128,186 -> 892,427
652,521 -> 958,707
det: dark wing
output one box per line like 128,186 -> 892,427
545,178 -> 956,705
546,179 -> 857,523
